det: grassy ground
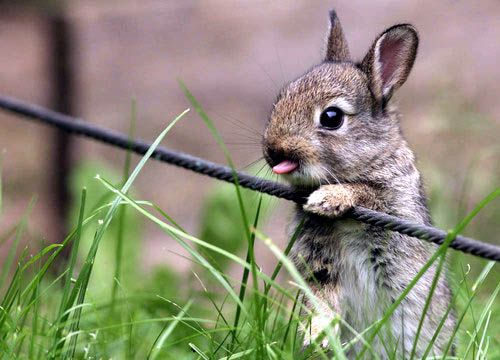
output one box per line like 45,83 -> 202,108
0,100 -> 498,359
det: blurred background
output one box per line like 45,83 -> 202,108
0,0 -> 498,276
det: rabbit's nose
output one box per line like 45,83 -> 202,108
264,144 -> 300,169
265,147 -> 299,174
265,147 -> 287,167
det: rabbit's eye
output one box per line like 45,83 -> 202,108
319,106 -> 344,130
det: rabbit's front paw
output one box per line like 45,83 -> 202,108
304,185 -> 355,218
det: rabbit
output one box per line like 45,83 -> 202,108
262,10 -> 455,358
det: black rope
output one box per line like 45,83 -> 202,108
0,95 -> 499,262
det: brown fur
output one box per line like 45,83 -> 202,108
262,10 -> 455,358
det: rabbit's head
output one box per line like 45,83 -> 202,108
263,10 -> 419,186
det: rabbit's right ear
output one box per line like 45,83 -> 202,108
361,24 -> 418,105
325,10 -> 351,62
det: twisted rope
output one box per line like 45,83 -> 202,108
0,95 -> 498,262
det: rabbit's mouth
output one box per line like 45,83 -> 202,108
272,160 -> 298,175
274,162 -> 326,188
264,146 -> 321,184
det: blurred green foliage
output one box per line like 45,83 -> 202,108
197,178 -> 273,271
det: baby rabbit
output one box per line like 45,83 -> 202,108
262,10 -> 455,358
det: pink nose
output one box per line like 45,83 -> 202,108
272,160 -> 298,174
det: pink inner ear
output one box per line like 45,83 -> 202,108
379,36 -> 405,86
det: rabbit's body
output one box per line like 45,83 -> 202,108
262,11 -> 455,358
289,128 -> 454,356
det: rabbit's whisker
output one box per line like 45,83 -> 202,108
241,157 -> 265,171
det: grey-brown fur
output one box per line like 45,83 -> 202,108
262,10 -> 455,358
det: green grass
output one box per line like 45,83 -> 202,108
0,98 -> 498,359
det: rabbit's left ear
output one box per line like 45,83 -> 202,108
325,10 -> 351,62
361,24 -> 418,104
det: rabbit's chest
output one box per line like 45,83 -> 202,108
334,223 -> 391,327
292,217 -> 391,324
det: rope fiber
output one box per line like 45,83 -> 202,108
0,95 -> 499,262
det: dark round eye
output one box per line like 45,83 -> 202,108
319,106 -> 344,130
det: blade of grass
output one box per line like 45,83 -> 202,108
231,197 -> 262,348
13,265 -> 36,357
420,264 -> 471,358
155,295 -> 218,351
476,310 -> 492,360
51,189 -> 86,356
18,244 -> 64,275
19,267 -> 68,321
193,274 -> 235,356
281,289 -> 301,352
472,261 -> 496,292
265,342 -> 278,359
148,300 -> 192,360
460,276 -> 499,358
28,272 -> 40,360
217,348 -> 255,360
409,233 -> 451,358
111,99 -> 137,309
249,197 -> 266,358
443,281 -> 499,359
0,266 -> 22,333
144,326 -> 234,353
458,260 -> 479,358
262,218 -> 306,340
0,197 -> 35,290
0,205 -> 36,336
189,343 -> 210,360
264,220 -> 304,297
467,260 -> 496,358
270,290 -> 286,339
59,189 -> 86,306
28,277 -> 40,359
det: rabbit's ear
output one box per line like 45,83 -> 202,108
325,10 -> 351,62
361,24 -> 418,104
